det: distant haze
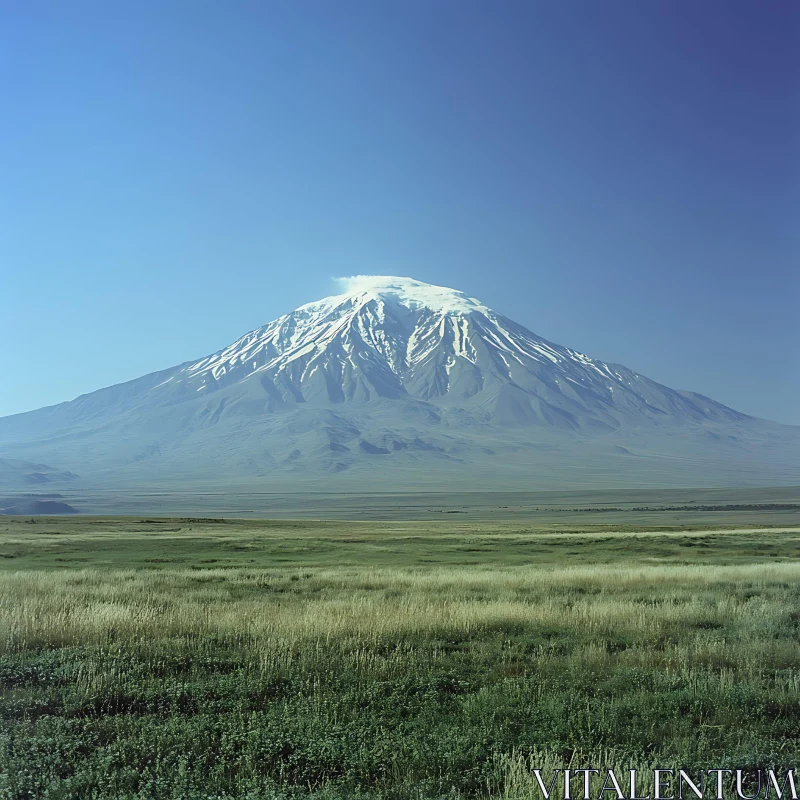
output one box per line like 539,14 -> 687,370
2,2 -> 798,423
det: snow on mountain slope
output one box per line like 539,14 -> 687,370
0,276 -> 795,489
157,275 -> 748,430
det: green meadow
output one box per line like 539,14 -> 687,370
1,516 -> 800,799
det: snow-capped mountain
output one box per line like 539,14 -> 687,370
120,275 -> 746,428
1,276 -> 797,490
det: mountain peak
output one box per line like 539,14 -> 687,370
298,276 -> 490,316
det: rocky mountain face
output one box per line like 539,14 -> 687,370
1,277 -> 797,490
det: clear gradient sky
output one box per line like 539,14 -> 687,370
2,1 -> 798,423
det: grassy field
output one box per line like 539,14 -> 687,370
1,516 -> 800,799
20,485 -> 800,525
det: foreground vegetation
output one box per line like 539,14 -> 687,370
1,517 -> 800,799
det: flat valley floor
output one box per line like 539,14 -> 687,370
2,495 -> 800,799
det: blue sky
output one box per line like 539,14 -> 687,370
2,1 -> 798,423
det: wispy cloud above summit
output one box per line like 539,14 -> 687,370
333,275 -> 402,294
